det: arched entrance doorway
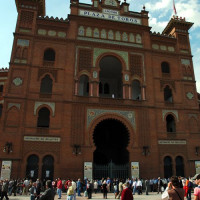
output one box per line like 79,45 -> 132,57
99,56 -> 122,98
42,155 -> 54,181
26,155 -> 39,181
93,119 -> 129,179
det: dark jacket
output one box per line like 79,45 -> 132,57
39,188 -> 55,200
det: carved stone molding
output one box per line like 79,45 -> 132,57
162,110 -> 179,121
34,102 -> 55,116
8,103 -> 21,110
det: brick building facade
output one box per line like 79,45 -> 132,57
0,0 -> 200,180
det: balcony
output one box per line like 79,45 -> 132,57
43,60 -> 55,67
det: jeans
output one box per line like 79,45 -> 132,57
57,188 -> 62,198
67,195 -> 74,200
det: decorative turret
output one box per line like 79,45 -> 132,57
15,0 -> 45,16
163,16 -> 193,54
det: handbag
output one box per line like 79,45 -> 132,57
84,190 -> 88,197
161,187 -> 169,200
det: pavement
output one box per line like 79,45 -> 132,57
7,192 -> 193,200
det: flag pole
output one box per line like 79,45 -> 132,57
173,0 -> 177,16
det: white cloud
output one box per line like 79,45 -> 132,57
145,0 -> 171,11
148,14 -> 168,32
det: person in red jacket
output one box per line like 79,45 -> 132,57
57,178 -> 62,199
121,182 -> 134,200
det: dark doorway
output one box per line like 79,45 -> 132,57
164,156 -> 173,178
42,155 -> 54,181
26,155 -> 39,181
176,156 -> 184,177
93,119 -> 129,178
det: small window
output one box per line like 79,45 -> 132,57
99,82 -> 103,94
132,80 -> 141,100
43,49 -> 55,61
40,75 -> 53,94
37,107 -> 50,128
166,114 -> 176,132
0,104 -> 3,117
161,62 -> 170,73
0,85 -> 3,93
78,75 -> 89,96
164,85 -> 173,102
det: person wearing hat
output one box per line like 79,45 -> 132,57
192,174 -> 200,200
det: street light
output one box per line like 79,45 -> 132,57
73,144 -> 81,156
3,142 -> 13,154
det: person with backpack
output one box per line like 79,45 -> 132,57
188,178 -> 193,200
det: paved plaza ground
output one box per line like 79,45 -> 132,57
7,192 -> 194,200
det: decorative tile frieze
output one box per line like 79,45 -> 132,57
87,109 -> 135,129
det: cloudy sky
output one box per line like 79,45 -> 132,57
0,0 -> 199,92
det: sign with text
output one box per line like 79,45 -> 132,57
158,140 -> 186,145
131,162 -> 139,178
79,10 -> 141,25
84,162 -> 93,180
1,161 -> 12,180
195,161 -> 200,174
24,136 -> 60,142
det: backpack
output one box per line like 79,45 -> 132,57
188,181 -> 193,189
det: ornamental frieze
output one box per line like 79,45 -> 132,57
87,109 -> 135,129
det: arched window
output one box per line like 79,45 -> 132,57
42,155 -> 54,181
43,49 -> 55,61
161,62 -> 170,73
164,156 -> 173,178
164,85 -> 173,102
132,80 -> 141,100
16,47 -> 21,58
0,85 -> 3,94
115,31 -> 121,41
108,30 -> 114,40
0,104 -> 3,117
93,28 -> 99,38
37,107 -> 50,128
22,48 -> 28,59
176,156 -> 184,177
26,155 -> 39,181
122,32 -> 128,42
78,26 -> 85,36
166,114 -> 176,132
101,29 -> 107,39
86,27 -> 92,37
78,75 -> 89,96
129,33 -> 135,43
40,75 -> 53,94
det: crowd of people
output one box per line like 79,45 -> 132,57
0,174 -> 200,200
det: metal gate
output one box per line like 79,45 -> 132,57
93,161 -> 129,179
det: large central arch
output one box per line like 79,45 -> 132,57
92,118 -> 130,179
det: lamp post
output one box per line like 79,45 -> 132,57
3,142 -> 13,154
142,146 -> 150,156
73,144 -> 81,156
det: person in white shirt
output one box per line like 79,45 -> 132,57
93,180 -> 98,194
136,179 -> 142,195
